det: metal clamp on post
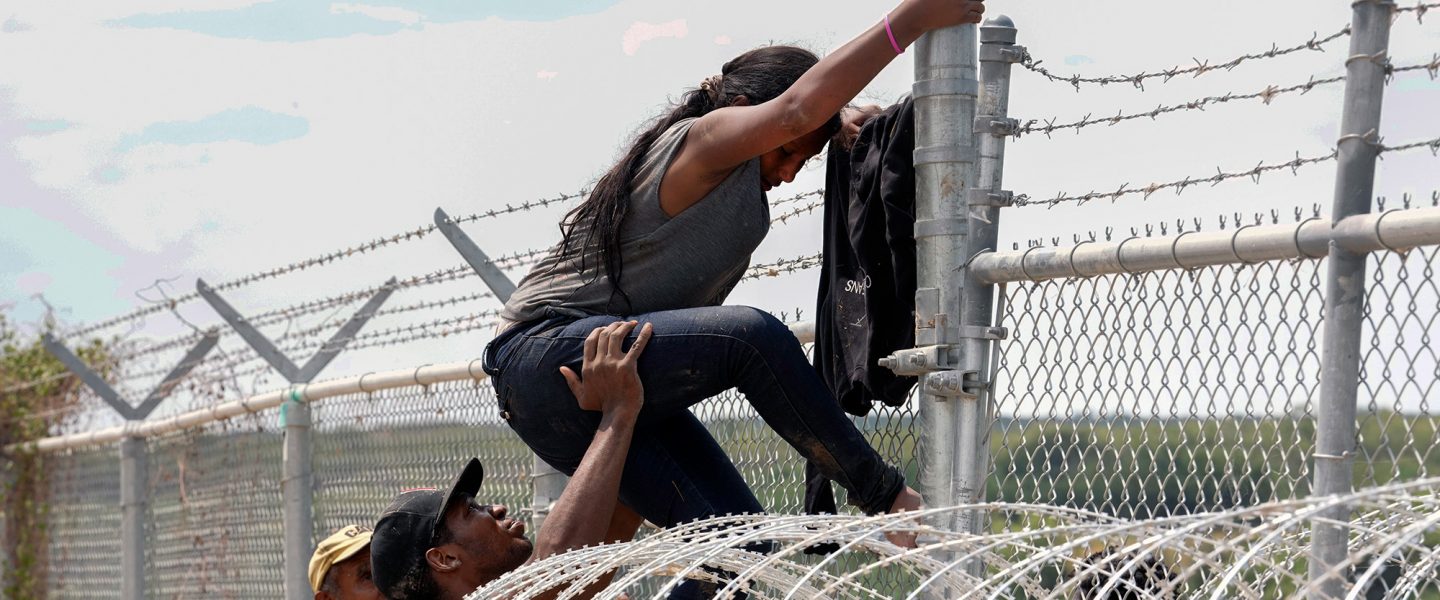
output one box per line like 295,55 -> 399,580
979,44 -> 1027,64
912,77 -> 980,100
877,345 -> 960,377
967,189 -> 1015,208
923,369 -> 988,399
974,116 -> 1019,137
914,217 -> 969,239
913,145 -> 969,167
959,325 -> 1008,341
278,388 -> 308,427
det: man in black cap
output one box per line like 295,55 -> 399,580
371,320 -> 653,600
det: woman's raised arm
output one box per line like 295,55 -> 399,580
681,0 -> 986,176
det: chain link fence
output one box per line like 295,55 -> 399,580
311,380 -> 533,541
33,356 -> 925,599
990,256 -> 1327,519
25,218 -> 1440,597
144,410 -> 285,598
990,242 -> 1440,515
45,448 -> 123,599
11,2 -> 1440,596
1358,244 -> 1440,489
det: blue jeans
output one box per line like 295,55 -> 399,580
483,305 -> 906,526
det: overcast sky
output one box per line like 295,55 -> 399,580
1,0 -> 1437,412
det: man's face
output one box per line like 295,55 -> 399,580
441,495 -> 535,582
325,547 -> 381,600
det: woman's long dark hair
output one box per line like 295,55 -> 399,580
560,45 -> 838,310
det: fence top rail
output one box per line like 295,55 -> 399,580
971,205 -> 1440,284
8,359 -> 489,454
10,323 -> 816,455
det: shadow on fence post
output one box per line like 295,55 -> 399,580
1308,1 -> 1394,598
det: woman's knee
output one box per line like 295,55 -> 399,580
709,306 -> 794,346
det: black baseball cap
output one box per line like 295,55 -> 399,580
371,458 -> 486,599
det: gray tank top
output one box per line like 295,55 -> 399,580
501,118 -> 769,324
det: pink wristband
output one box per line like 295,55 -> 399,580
884,13 -> 904,54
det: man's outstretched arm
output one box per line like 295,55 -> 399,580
530,320 -> 652,562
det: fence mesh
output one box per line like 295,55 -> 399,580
311,380 -> 534,541
33,244 -> 1440,597
46,448 -> 124,599
989,256 -> 1328,518
1358,244 -> 1440,488
144,409 -> 285,598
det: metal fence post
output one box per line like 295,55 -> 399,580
283,399 -> 314,600
119,435 -> 147,600
531,457 -> 566,533
1309,1 -> 1394,598
908,20 -> 981,536
957,13 -> 1021,536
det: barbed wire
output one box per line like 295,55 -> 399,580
1018,56 -> 1438,137
1396,1 -> 1440,20
476,478 -> 1440,599
768,188 -> 823,207
24,244 -> 828,393
1379,134 -> 1440,155
273,302 -> 501,346
1392,54 -> 1440,78
243,247 -> 543,325
60,194 -> 580,341
1015,134 -> 1440,208
62,189 -> 827,342
1019,75 -> 1345,137
1011,191 -> 1440,251
771,200 -> 826,225
115,256 -> 821,383
116,254 -> 824,385
116,307 -> 502,386
99,250 -> 541,368
1019,25 -> 1351,91
743,254 -> 823,281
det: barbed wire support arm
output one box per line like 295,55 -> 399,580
40,329 -> 220,421
430,207 -> 571,534
1310,1 -> 1395,598
195,277 -> 397,384
434,207 -> 518,303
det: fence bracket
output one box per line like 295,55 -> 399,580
959,325 -> 1008,341
968,189 -> 1016,208
41,330 -> 219,420
196,278 -> 396,384
979,44 -> 1027,64
878,345 -> 959,376
922,369 -> 986,399
974,116 -> 1020,137
434,207 -> 518,303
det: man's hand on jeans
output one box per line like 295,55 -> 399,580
560,320 -> 653,419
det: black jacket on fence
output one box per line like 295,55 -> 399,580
806,98 -> 918,519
